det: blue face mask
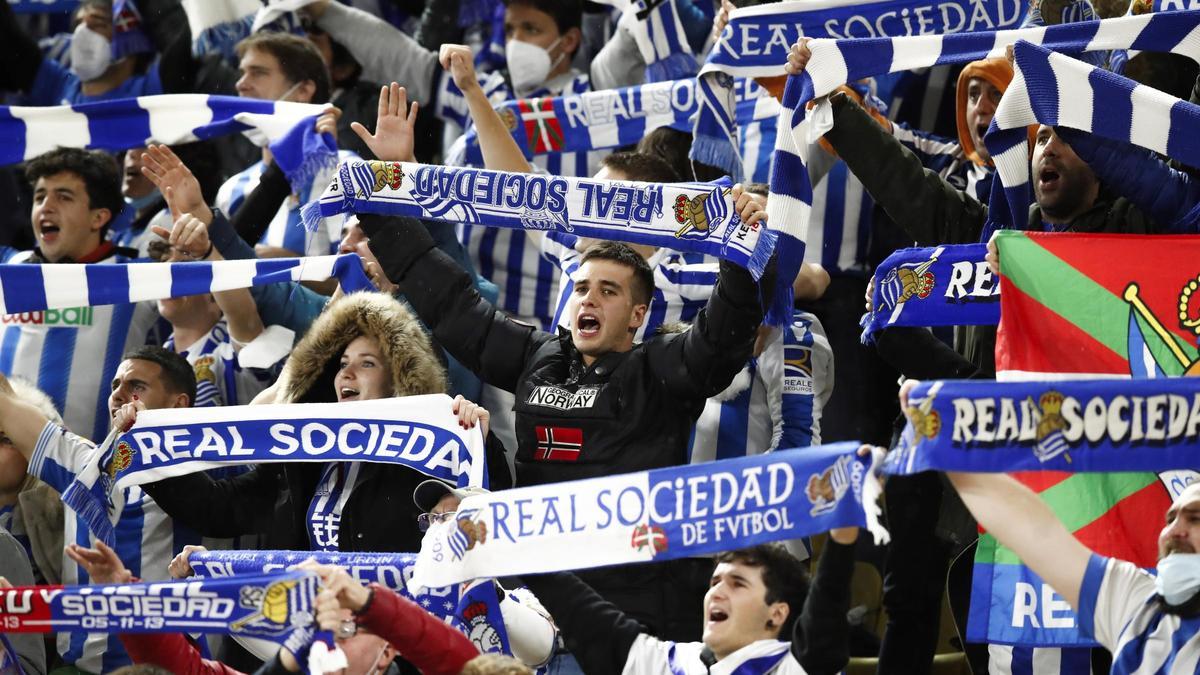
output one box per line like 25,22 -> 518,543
1156,553 -> 1200,606
124,189 -> 161,213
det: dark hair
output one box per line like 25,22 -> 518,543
121,346 -> 197,408
715,544 -> 810,639
25,148 -> 123,234
579,240 -> 655,306
636,127 -> 695,182
503,0 -> 583,35
601,151 -> 681,184
235,32 -> 332,103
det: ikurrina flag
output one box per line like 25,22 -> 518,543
968,231 -> 1199,647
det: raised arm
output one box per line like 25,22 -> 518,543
1056,126 -> 1200,233
521,571 -> 643,675
896,381 -> 1094,607
648,187 -> 771,399
0,373 -> 52,463
301,0 -> 440,105
793,529 -> 857,675
440,45 -> 533,173
785,40 -> 987,245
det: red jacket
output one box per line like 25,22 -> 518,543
120,583 -> 479,675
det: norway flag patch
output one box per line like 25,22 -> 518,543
534,426 -> 583,461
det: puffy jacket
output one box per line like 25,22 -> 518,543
143,292 -> 512,553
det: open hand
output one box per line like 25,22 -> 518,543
140,145 -> 212,224
351,83 -> 418,163
66,541 -> 132,585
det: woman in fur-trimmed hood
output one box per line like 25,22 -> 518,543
143,291 -> 509,553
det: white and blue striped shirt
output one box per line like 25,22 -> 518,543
689,312 -> 833,463
164,320 -> 278,408
802,161 -> 876,277
29,422 -> 199,673
216,151 -> 358,258
1079,554 -> 1199,674
0,287 -> 161,443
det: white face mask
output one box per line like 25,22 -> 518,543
505,37 -> 563,97
1156,552 -> 1200,607
70,23 -> 112,82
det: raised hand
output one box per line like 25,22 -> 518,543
439,44 -> 481,94
731,183 -> 767,226
140,144 -> 212,224
168,544 -> 208,579
151,212 -> 215,261
65,541 -> 132,585
785,38 -> 813,76
451,394 -> 490,438
351,83 -> 419,163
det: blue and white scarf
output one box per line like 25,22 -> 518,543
0,571 -> 344,672
62,394 -> 488,547
861,243 -> 997,342
888,378 -> 1200,475
764,12 -> 1200,326
302,162 -> 778,285
0,95 -> 334,195
457,78 -> 780,176
409,442 -> 887,590
982,37 -> 1200,234
596,0 -> 698,83
189,550 -> 514,657
183,0 -> 304,62
0,253 -> 369,316
694,0 -> 1027,178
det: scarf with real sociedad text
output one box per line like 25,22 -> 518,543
694,0 -> 1028,179
189,550 -> 514,658
301,163 -> 789,316
0,571 -> 346,673
408,442 -> 887,591
889,377 -> 1200,475
60,395 -> 487,548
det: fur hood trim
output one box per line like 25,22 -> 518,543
276,292 -> 447,404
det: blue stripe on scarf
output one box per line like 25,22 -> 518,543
888,378 -> 1200,475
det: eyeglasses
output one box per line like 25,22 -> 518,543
417,511 -> 456,532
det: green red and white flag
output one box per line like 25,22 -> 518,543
969,232 -> 1199,647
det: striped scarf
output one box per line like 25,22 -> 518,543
456,78 -> 778,174
303,162 -> 778,285
0,254 -> 369,316
0,95 -> 332,195
182,0 -> 304,62
694,0 -> 1028,178
764,12 -> 1200,326
983,36 -> 1200,234
599,0 -> 698,83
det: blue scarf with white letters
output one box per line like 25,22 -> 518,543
189,550 -> 513,658
0,571 -> 345,673
861,244 -> 998,342
693,0 -> 1028,179
889,378 -> 1200,475
409,442 -> 887,590
62,395 -> 488,548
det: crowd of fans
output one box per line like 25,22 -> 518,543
0,0 -> 1195,674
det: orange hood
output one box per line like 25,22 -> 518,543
956,58 -> 1014,166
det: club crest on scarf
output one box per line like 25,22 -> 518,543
880,255 -> 938,310
232,577 -> 314,636
106,441 -> 136,481
460,600 -> 504,652
673,187 -> 730,240
630,524 -> 668,555
448,508 -> 488,561
805,454 -> 858,516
